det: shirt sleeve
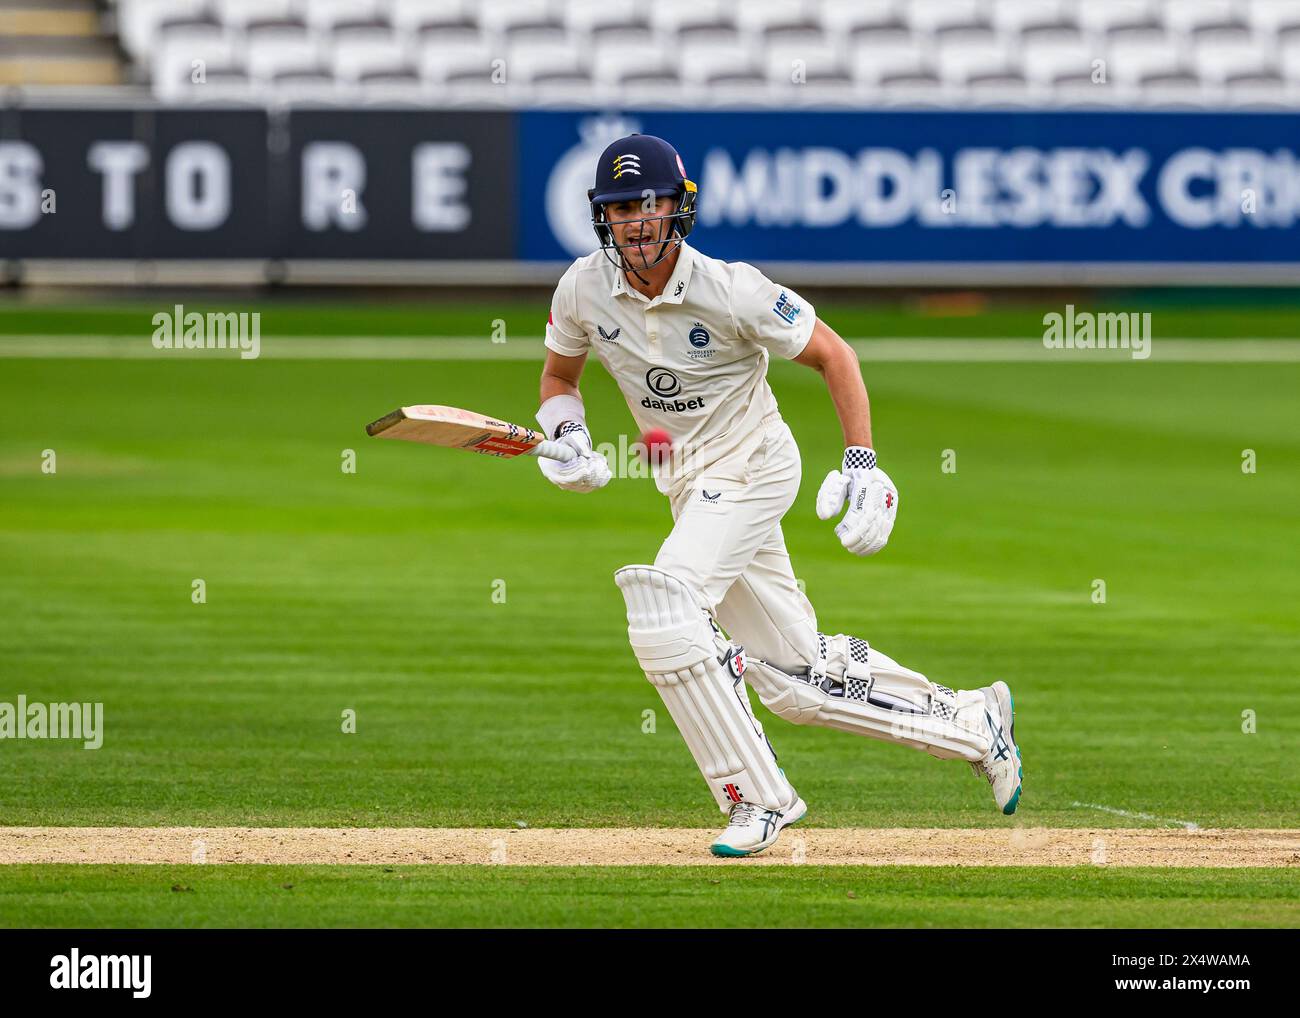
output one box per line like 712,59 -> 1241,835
544,262 -> 589,357
729,261 -> 816,359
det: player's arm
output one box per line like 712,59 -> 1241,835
734,263 -> 894,555
795,317 -> 898,557
540,348 -> 586,405
793,317 -> 872,449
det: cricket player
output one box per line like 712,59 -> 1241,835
537,135 -> 1022,857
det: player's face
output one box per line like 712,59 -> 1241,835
604,197 -> 675,269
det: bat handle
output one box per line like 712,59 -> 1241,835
534,440 -> 577,463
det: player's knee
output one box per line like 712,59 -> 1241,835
613,564 -> 719,679
776,619 -> 820,672
615,562 -> 707,613
746,660 -> 821,725
643,553 -> 716,614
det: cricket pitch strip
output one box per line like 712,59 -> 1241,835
1,828 -> 1295,867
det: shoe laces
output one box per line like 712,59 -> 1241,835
728,802 -> 760,825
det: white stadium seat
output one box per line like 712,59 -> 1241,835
620,71 -> 687,107
905,0 -> 986,35
528,74 -> 596,107
506,39 -> 584,84
850,37 -> 928,85
212,0 -> 295,30
761,28 -> 828,83
763,39 -> 843,86
784,73 -> 859,106
564,0 -> 643,34
1020,37 -> 1097,86
937,38 -> 1014,86
418,36 -> 495,83
588,23 -> 656,52
818,0 -> 902,37
1071,0 -> 1156,35
505,23 -> 569,50
877,73 -> 946,106
706,79 -> 774,108
148,15 -> 230,94
187,73 -> 258,102
1159,0 -> 1242,36
1051,71 -> 1128,106
118,0 -> 209,57
990,0 -> 1072,35
676,24 -> 740,56
331,34 -> 410,83
476,0 -> 554,37
592,43 -> 671,86
412,19 -> 482,50
1139,71 -> 1208,106
1106,29 -> 1184,85
1192,30 -> 1270,85
734,0 -> 811,36
293,0 -> 382,32
1223,73 -> 1288,107
965,70 -> 1032,107
246,32 -> 319,84
153,12 -> 223,37
1248,0 -> 1300,35
388,0 -> 472,34
648,0 -> 729,36
677,40 -> 753,84
152,35 -> 236,98
270,70 -> 342,101
1277,32 -> 1300,81
110,0 -> 1300,108
442,79 -> 513,106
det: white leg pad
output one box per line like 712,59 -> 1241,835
615,565 -> 793,813
747,634 -> 992,763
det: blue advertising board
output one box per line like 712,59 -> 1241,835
519,110 -> 1300,266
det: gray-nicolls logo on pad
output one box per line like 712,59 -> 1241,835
50,949 -> 151,998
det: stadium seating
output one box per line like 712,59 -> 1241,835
96,0 -> 1293,106
0,1 -> 121,85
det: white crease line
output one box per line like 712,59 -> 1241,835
1072,801 -> 1201,832
1,336 -> 1299,362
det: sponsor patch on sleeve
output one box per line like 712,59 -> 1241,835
772,291 -> 802,325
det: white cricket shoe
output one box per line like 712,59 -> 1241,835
710,794 -> 807,858
972,680 -> 1023,815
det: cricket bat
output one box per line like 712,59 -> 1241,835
365,405 -> 576,462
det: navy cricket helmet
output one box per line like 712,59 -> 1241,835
588,134 -> 698,276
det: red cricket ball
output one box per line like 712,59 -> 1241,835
638,428 -> 673,466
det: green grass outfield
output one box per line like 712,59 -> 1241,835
3,295 -> 1300,340
0,300 -> 1296,926
0,865 -> 1295,928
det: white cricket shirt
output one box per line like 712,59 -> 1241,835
545,242 -> 816,495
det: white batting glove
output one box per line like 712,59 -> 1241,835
538,421 -> 612,493
815,446 -> 898,556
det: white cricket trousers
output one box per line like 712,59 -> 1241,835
654,417 -> 923,682
644,417 -> 998,810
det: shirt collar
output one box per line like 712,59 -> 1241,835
610,241 -> 695,305
659,242 -> 695,304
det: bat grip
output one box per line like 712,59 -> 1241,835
534,440 -> 577,463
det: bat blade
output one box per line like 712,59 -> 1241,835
365,404 -> 555,460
